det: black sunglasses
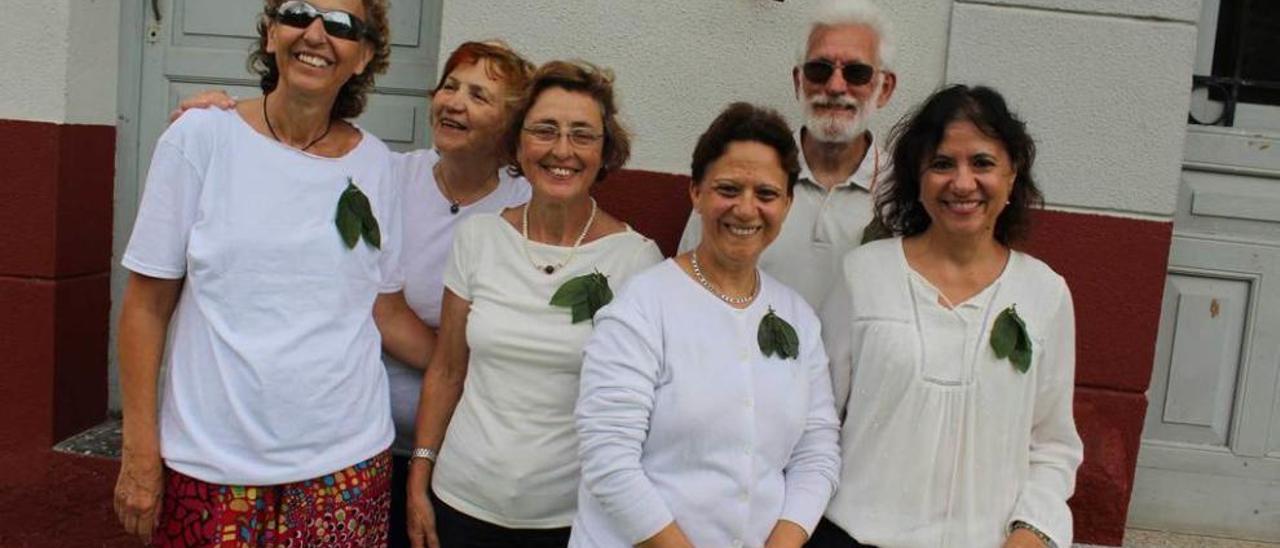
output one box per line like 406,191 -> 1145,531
802,60 -> 876,86
274,0 -> 371,42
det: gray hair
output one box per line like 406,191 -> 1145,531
797,0 -> 895,71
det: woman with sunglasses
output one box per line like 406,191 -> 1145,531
113,1 -> 419,545
405,60 -> 663,548
167,39 -> 540,547
813,85 -> 1082,548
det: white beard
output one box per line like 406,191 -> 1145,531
803,82 -> 881,144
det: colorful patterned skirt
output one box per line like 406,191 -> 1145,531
153,451 -> 391,547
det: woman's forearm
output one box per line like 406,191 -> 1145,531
374,291 -> 436,370
117,274 -> 182,456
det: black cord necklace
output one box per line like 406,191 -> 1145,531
263,94 -> 332,152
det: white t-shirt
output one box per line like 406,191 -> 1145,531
679,129 -> 886,309
570,260 -> 840,547
432,213 -> 663,528
383,149 -> 531,455
122,108 -> 402,485
820,238 -> 1082,547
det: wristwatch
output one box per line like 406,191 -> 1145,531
411,447 -> 438,464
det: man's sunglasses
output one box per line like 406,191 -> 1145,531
275,0 -> 372,42
802,60 -> 876,86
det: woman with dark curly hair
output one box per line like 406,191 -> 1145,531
405,60 -> 662,548
814,85 -> 1082,548
113,1 -> 421,545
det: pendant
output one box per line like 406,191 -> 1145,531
543,265 -> 556,275
449,202 -> 460,215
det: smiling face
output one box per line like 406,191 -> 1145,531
266,0 -> 373,99
919,120 -> 1016,240
692,140 -> 792,269
794,23 -> 893,143
431,59 -> 509,157
516,87 -> 605,203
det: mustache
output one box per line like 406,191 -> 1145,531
806,94 -> 862,110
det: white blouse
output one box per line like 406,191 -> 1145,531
433,213 -> 663,528
820,238 -> 1082,548
570,260 -> 841,548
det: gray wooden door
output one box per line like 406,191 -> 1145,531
110,0 -> 441,409
1126,2 -> 1280,542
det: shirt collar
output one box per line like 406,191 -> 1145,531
796,126 -> 882,192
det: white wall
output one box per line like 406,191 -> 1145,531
441,0 -> 1197,219
439,0 -> 949,175
0,0 -> 119,125
946,0 -> 1198,217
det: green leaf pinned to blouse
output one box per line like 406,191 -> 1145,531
758,307 -> 799,360
550,271 -> 613,324
335,179 -> 381,249
990,305 -> 1032,373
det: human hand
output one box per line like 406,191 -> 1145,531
113,449 -> 164,543
168,89 -> 237,123
406,464 -> 439,548
1003,527 -> 1049,548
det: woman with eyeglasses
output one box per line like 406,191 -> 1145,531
404,60 -> 663,548
569,103 -> 840,548
812,85 -> 1082,548
112,1 -> 423,544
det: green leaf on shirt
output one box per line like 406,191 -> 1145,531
990,305 -> 1032,373
550,271 -> 613,324
758,307 -> 799,360
335,179 -> 380,250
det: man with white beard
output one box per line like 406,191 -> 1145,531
677,0 -> 896,309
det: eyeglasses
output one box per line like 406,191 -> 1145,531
274,0 -> 371,42
801,60 -> 876,86
523,124 -> 604,148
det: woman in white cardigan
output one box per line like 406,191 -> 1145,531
571,103 -> 841,548
816,85 -> 1082,548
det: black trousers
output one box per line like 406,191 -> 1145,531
805,518 -> 878,548
430,490 -> 571,548
389,454 -> 412,548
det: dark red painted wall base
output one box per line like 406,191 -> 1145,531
600,171 -> 1172,546
0,119 -> 114,451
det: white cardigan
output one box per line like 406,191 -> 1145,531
571,260 -> 840,547
820,238 -> 1083,548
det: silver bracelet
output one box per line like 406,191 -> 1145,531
411,447 -> 438,464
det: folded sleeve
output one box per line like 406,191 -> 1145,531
778,311 -> 842,536
121,137 -> 204,279
575,293 -> 675,544
441,216 -> 478,301
1009,282 -> 1084,547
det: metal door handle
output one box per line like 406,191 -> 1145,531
151,0 -> 162,22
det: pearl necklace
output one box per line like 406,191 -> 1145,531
690,251 -> 759,305
522,198 -> 597,275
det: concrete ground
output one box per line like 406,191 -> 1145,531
2,421 -> 1275,547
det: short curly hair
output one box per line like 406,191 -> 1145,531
877,84 -> 1042,245
504,60 -> 631,183
248,0 -> 391,120
691,102 -> 800,195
